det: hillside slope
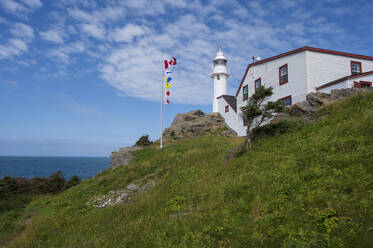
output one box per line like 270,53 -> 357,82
5,91 -> 373,247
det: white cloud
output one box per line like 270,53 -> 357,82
48,41 -> 86,64
0,39 -> 28,59
81,23 -> 105,39
20,0 -> 42,8
68,6 -> 125,24
0,0 -> 26,13
0,0 -> 362,105
10,23 -> 35,41
0,0 -> 42,14
40,29 -> 65,44
9,38 -> 28,51
111,24 -> 145,43
68,8 -> 93,22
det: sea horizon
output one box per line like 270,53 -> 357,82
0,156 -> 111,179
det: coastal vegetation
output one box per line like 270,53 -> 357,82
1,91 -> 373,247
0,172 -> 80,245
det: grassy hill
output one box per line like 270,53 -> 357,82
2,91 -> 373,248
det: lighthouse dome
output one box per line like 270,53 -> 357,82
214,50 -> 227,61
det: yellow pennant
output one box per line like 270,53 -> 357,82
165,82 -> 172,89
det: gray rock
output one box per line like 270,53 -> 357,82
271,112 -> 291,124
127,183 -> 140,191
163,110 -> 236,139
225,148 -> 234,162
89,181 -> 155,209
110,146 -> 142,169
272,87 -> 373,124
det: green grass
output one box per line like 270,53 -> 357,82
0,195 -> 32,245
3,91 -> 373,247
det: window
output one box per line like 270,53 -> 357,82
351,61 -> 362,75
225,105 -> 229,112
279,95 -> 292,108
243,85 -> 248,101
354,81 -> 372,88
217,74 -> 220,80
279,64 -> 288,85
214,59 -> 226,65
255,78 -> 261,91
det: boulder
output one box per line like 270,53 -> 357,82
110,146 -> 142,169
89,181 -> 155,209
163,110 -> 236,139
127,183 -> 140,191
272,87 -> 372,124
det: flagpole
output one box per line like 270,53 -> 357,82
160,54 -> 164,149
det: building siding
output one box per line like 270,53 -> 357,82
217,97 -> 238,133
308,51 -> 373,91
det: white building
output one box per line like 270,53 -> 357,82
213,46 -> 373,136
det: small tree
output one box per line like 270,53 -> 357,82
240,86 -> 283,148
64,175 -> 81,189
135,135 -> 152,147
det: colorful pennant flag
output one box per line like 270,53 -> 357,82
163,56 -> 177,105
165,76 -> 172,83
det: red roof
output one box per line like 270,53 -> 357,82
236,46 -> 373,97
315,71 -> 373,90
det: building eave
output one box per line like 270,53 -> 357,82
217,95 -> 237,112
315,71 -> 373,90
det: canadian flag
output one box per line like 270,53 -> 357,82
164,57 -> 177,69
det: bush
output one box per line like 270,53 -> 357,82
64,175 -> 81,189
48,171 -> 66,193
0,171 -> 81,197
135,135 -> 152,146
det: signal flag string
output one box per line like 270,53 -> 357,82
160,55 -> 177,149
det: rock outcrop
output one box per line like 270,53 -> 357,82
163,110 -> 236,139
110,146 -> 142,169
272,87 -> 372,124
89,181 -> 154,209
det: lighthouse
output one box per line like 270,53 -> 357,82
211,46 -> 229,113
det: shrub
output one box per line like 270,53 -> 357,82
64,175 -> 81,189
135,135 -> 152,146
48,171 -> 66,193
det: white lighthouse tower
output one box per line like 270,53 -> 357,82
211,45 -> 229,113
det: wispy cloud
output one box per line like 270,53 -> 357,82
0,80 -> 18,87
81,23 -> 105,39
0,0 -> 42,14
0,0 -> 370,104
59,93 -> 100,114
10,22 -> 34,41
0,39 -> 28,59
20,0 -> 42,9
40,29 -> 65,44
110,24 -> 145,43
0,0 -> 27,13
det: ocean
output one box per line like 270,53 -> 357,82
0,156 -> 111,180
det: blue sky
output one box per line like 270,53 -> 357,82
0,0 -> 372,156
